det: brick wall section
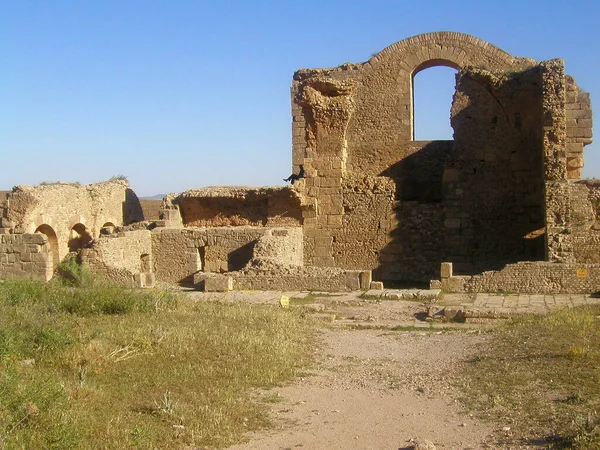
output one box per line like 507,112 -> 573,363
565,75 -> 593,180
292,32 -> 555,284
435,261 -> 600,294
152,227 -> 272,284
173,187 -> 302,227
445,66 -> 546,273
139,199 -> 162,221
0,233 -> 52,281
231,267 -> 367,291
4,181 -> 143,261
80,229 -> 153,287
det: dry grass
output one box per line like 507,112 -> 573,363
0,272 -> 315,448
459,306 -> 600,449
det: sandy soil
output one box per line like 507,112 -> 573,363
227,311 -> 499,450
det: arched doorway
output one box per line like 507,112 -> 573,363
68,223 -> 93,253
35,224 -> 59,269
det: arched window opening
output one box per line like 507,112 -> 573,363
413,66 -> 457,141
35,224 -> 59,269
68,223 -> 93,253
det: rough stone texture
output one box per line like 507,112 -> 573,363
80,229 -> 154,288
152,227 -> 276,284
1,31 -> 597,294
292,32 -> 593,286
230,266 -> 366,292
171,186 -> 303,227
139,199 -> 162,221
434,261 -> 600,294
0,233 -> 53,281
2,181 -> 143,262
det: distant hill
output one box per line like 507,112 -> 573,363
139,194 -> 165,200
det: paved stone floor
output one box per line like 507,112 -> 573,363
184,287 -> 600,319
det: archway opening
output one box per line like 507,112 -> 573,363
412,65 -> 458,141
35,224 -> 59,269
68,223 -> 93,253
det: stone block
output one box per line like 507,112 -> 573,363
205,274 -> 233,292
370,281 -> 384,290
429,280 -> 442,289
359,270 -> 372,289
440,262 -> 453,279
345,271 -> 361,290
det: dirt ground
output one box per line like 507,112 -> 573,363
220,293 -> 506,450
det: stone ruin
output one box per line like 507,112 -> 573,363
1,32 -> 597,293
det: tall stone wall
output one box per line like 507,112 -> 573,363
291,32 -> 559,284
444,66 -> 546,273
0,233 -> 53,281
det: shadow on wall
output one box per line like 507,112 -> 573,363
123,189 -> 144,225
35,224 -> 59,269
228,240 -> 257,271
376,141 -> 452,286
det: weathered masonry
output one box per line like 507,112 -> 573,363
1,32 -> 598,293
291,31 -> 595,290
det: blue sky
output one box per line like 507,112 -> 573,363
2,0 -> 599,197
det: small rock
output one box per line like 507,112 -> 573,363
502,426 -> 511,432
411,438 -> 436,450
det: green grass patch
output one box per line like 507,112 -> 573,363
0,275 -> 315,449
459,305 -> 600,448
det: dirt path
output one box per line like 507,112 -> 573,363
227,311 -> 497,449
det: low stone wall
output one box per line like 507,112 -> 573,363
152,226 -> 303,284
80,229 -> 154,288
195,267 -> 371,292
0,233 -> 52,281
432,261 -> 600,294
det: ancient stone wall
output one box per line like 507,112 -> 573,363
139,199 -> 162,221
434,261 -> 600,294
2,181 -> 143,262
291,32 -> 558,284
0,233 -> 53,281
174,187 -> 302,227
80,229 -> 154,288
565,75 -> 593,180
444,66 -> 546,273
152,226 -> 292,284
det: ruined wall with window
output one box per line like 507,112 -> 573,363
292,31 -> 593,285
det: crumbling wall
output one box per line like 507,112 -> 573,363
444,65 -> 546,273
247,228 -> 303,269
139,199 -> 162,221
292,32 -> 551,284
80,229 -> 154,288
2,181 -> 143,262
173,187 -> 302,227
434,261 -> 600,294
152,227 -> 268,284
0,233 -> 53,281
543,60 -> 595,263
565,75 -> 593,179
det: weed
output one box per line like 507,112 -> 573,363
459,305 -> 600,446
109,174 -> 129,182
0,278 -> 315,448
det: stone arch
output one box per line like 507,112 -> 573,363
68,223 -> 93,253
340,31 -> 535,175
35,224 -> 59,269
